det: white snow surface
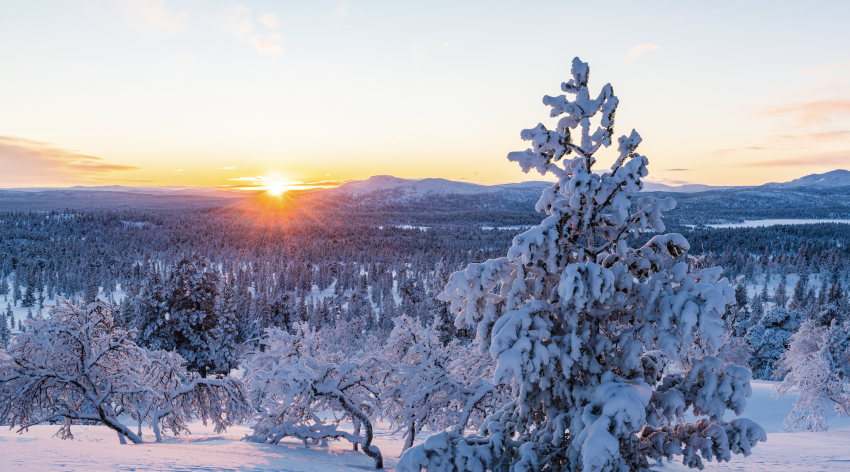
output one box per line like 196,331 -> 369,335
704,219 -> 850,229
2,380 -> 849,471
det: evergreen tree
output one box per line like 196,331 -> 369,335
747,306 -> 804,380
774,279 -> 788,308
0,308 -> 9,350
130,255 -> 230,378
5,303 -> 13,334
789,272 -> 809,312
21,285 -> 35,308
399,57 -> 764,472
729,282 -> 751,336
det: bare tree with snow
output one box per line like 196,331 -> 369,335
398,57 -> 765,472
378,315 -> 502,451
774,319 -> 850,431
245,322 -> 385,469
0,298 -> 249,444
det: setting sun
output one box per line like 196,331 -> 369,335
266,183 -> 286,196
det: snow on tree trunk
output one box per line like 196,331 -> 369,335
397,57 -> 765,472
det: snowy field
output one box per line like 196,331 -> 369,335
704,219 -> 850,229
2,380 -> 849,472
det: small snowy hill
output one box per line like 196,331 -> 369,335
642,182 -> 738,193
327,175 -> 555,195
326,170 -> 850,197
767,169 -> 850,188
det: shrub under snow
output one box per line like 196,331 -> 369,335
0,298 -> 249,444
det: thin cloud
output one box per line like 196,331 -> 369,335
662,169 -> 690,171
623,43 -> 659,63
175,169 -> 184,172
802,59 -> 850,75
216,6 -> 283,58
0,135 -> 140,186
119,0 -> 190,34
774,130 -> 850,142
760,99 -> 850,126
335,0 -> 349,17
229,176 -> 270,183
736,152 -> 850,167
442,40 -> 451,48
646,176 -> 692,185
712,147 -> 767,155
260,13 -> 279,29
217,166 -> 237,170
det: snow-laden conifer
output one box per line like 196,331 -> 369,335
398,57 -> 765,472
747,306 -> 803,380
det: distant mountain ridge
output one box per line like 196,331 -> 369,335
1,170 -> 847,199
327,170 -> 850,196
764,169 -> 850,188
325,175 -> 555,195
0,185 -> 246,199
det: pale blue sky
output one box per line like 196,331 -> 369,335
1,0 -> 848,188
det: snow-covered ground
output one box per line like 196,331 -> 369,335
705,219 -> 850,229
1,380 -> 848,471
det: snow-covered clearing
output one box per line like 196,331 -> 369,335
703,219 -> 850,229
1,380 -> 848,471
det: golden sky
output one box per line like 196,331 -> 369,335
1,1 -> 849,190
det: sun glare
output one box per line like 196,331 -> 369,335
266,183 -> 286,197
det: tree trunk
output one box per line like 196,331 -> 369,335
403,420 -> 416,452
353,418 -> 360,451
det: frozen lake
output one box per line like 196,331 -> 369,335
705,219 -> 850,229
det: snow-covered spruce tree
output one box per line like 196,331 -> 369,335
747,306 -> 803,380
245,322 -> 385,469
0,307 -> 9,350
398,58 -> 765,472
131,255 -> 234,377
774,319 -> 850,431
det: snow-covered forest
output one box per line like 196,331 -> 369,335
2,58 -> 850,471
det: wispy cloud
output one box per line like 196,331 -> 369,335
773,130 -> 850,142
260,13 -> 279,29
216,6 -> 283,58
760,99 -> 850,126
645,176 -> 692,185
736,151 -> 850,167
335,0 -> 349,17
175,169 -> 184,172
712,147 -> 767,155
118,0 -> 190,34
623,43 -> 659,63
217,166 -> 237,170
0,135 -> 140,186
442,40 -> 451,48
229,176 -> 269,182
662,168 -> 690,171
802,59 -> 850,75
